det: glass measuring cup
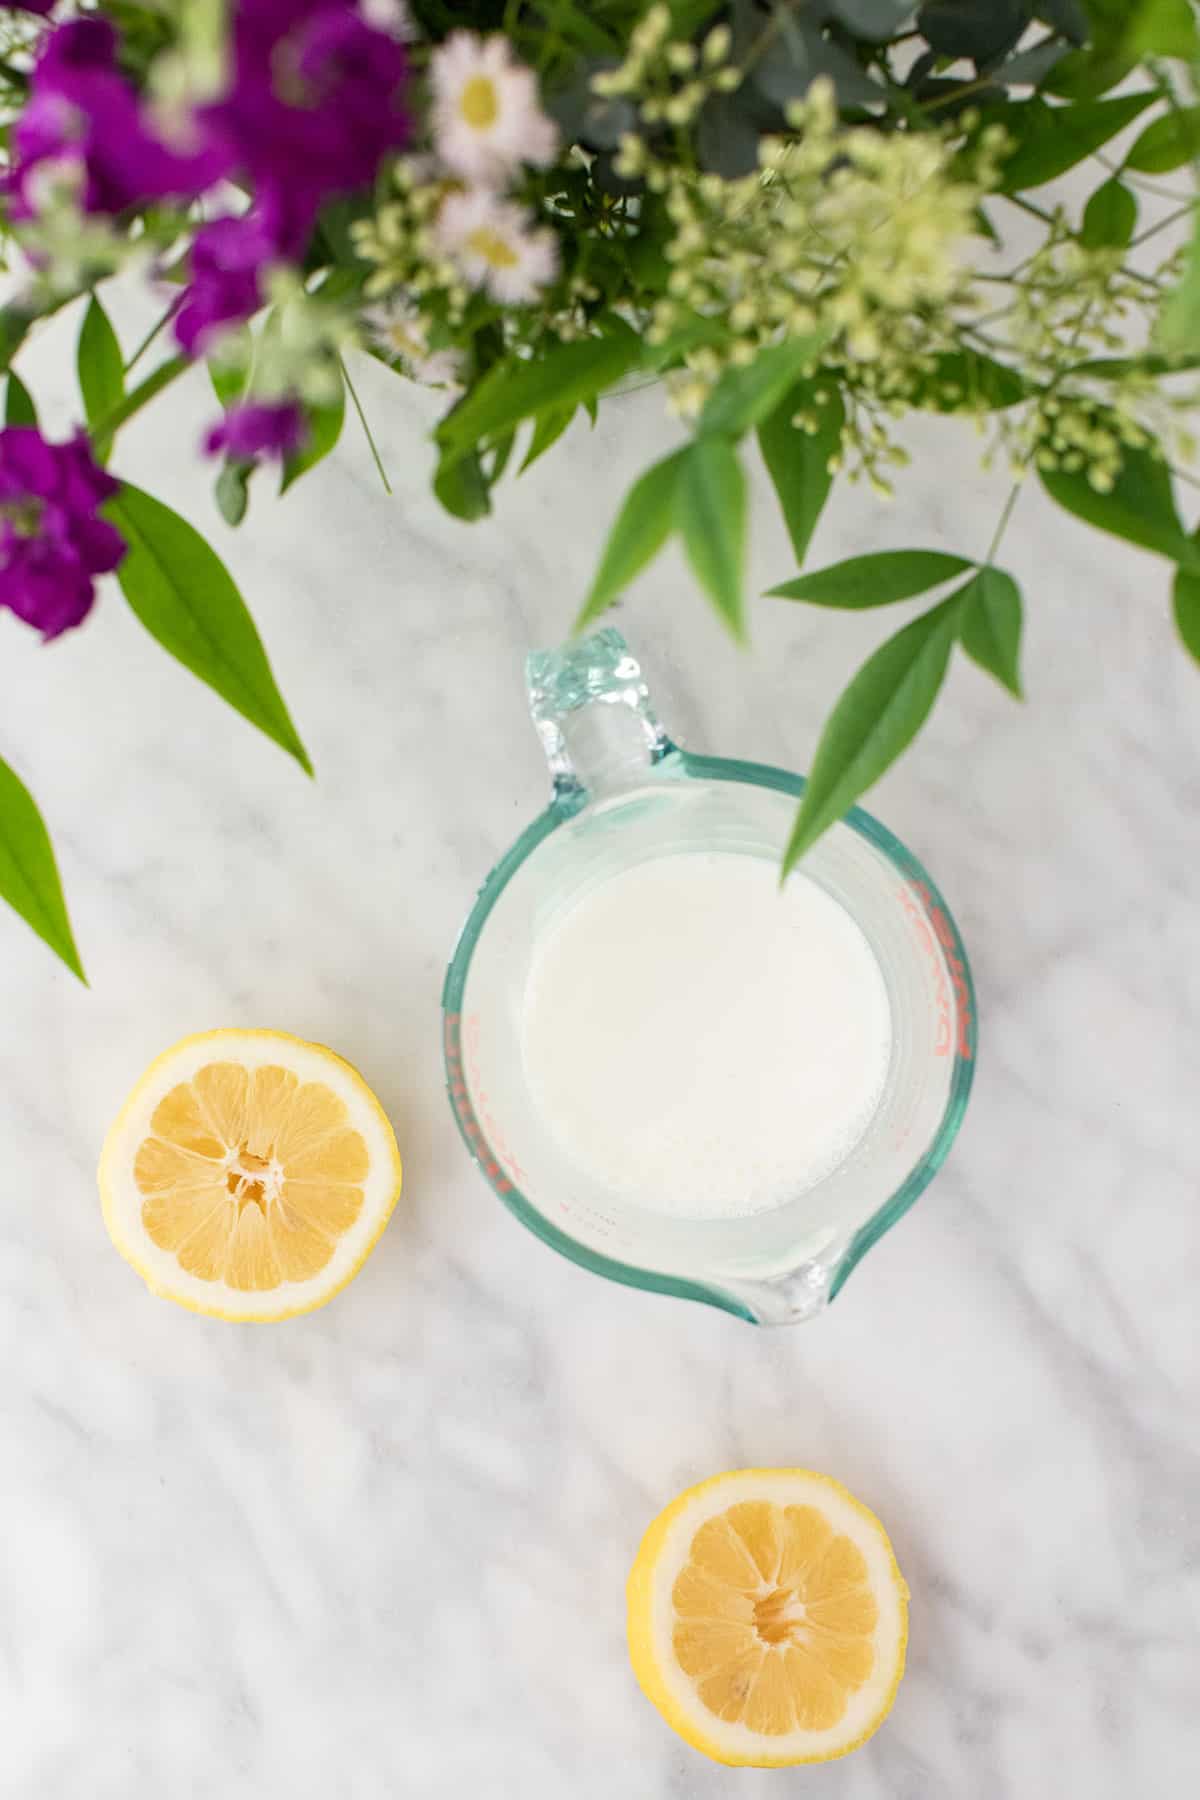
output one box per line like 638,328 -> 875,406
443,630 -> 975,1324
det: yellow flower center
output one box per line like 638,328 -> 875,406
384,322 -> 425,360
459,74 -> 499,130
465,226 -> 519,270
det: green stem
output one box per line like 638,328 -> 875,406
123,295 -> 183,375
1005,193 -> 1058,227
340,354 -> 391,495
91,352 -> 189,457
984,482 -> 1021,564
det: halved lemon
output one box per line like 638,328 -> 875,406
626,1468 -> 908,1767
99,1029 -> 402,1322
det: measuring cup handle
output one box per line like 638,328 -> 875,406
526,629 -> 675,803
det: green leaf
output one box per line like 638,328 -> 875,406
0,305 -> 31,373
768,549 -> 972,608
958,566 -> 1024,697
677,437 -> 747,640
108,484 -> 312,773
829,0 -> 910,40
998,92 -> 1157,190
1080,177 -> 1138,249
1159,212 -> 1200,356
1126,0 -> 1200,59
433,443 -> 491,521
1039,443 -> 1200,568
281,380 -> 345,494
520,405 -> 576,474
77,295 -> 124,458
920,0 -> 1028,63
1173,565 -> 1200,665
1034,0 -> 1089,43
215,460 -> 252,527
757,381 -> 845,568
1125,104 -> 1200,175
437,320 -> 640,460
907,349 -> 1026,411
699,333 -> 828,439
576,449 -> 686,629
0,753 -> 85,981
999,39 -> 1071,87
782,596 -> 963,873
5,370 -> 37,426
209,358 -> 245,409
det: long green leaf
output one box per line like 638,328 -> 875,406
1126,104 -> 1200,174
782,595 -> 963,873
0,753 -> 85,981
958,566 -> 1024,697
4,370 -> 37,426
433,442 -> 491,520
1126,0 -> 1200,59
768,549 -> 971,607
757,381 -> 845,567
1174,567 -> 1200,665
1039,444 -> 1200,567
437,320 -> 640,459
108,484 -> 312,773
520,404 -> 575,474
281,379 -> 345,494
577,450 -> 686,629
906,350 -> 1026,412
998,92 -> 1156,190
677,437 -> 747,640
77,295 -> 124,454
699,334 -> 827,439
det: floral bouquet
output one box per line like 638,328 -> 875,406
1,0 -> 1198,978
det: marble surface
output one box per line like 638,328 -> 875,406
2,288 -> 1198,1799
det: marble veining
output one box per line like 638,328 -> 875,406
1,286 -> 1197,1796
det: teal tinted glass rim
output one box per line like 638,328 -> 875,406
442,749 -> 977,1322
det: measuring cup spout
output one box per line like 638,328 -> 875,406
526,628 -> 674,802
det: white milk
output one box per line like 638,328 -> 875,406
521,851 -> 893,1220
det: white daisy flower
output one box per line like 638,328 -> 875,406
431,31 -> 558,186
435,189 -> 560,305
364,299 -> 463,388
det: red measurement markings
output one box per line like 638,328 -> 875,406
444,1011 -> 525,1192
900,882 -> 974,1061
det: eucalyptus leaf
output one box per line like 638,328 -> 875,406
1039,442 -> 1200,568
4,370 -> 37,426
437,319 -> 640,460
1174,566 -> 1200,665
0,752 -> 85,981
998,91 -> 1156,190
999,39 -> 1070,86
757,380 -> 845,567
696,91 -> 766,177
919,0 -> 1028,64
700,333 -> 828,439
768,549 -> 972,607
109,483 -> 312,773
77,295 -> 124,457
677,437 -> 747,640
828,0 -> 911,41
1080,176 -> 1138,249
1034,0 -> 1089,44
281,380 -> 345,494
782,595 -> 963,873
546,61 -> 636,149
1125,104 -> 1200,175
958,565 -> 1024,696
577,449 -> 687,628
754,18 -> 884,112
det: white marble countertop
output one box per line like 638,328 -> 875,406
2,292 -> 1198,1798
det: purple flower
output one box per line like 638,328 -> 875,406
204,400 -> 307,462
0,428 -> 124,640
5,1 -> 57,13
7,19 -> 230,221
176,2 -> 411,354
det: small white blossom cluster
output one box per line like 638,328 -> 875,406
593,3 -> 739,128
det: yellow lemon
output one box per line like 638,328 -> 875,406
626,1468 -> 908,1767
99,1029 -> 401,1322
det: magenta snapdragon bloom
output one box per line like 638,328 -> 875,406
0,428 -> 124,640
5,1 -> 57,14
7,20 -> 230,220
176,1 -> 411,354
204,400 -> 306,462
